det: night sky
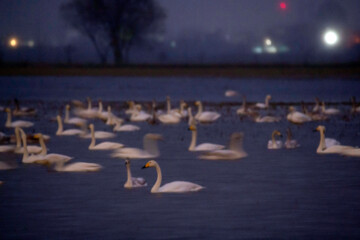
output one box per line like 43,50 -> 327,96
1,0 -> 360,64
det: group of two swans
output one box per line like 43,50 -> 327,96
5,108 -> 34,128
267,129 -> 300,149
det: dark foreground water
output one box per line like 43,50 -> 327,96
1,76 -> 360,239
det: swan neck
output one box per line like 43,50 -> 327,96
189,129 -> 197,150
271,133 -> 277,146
98,102 -> 103,112
65,107 -> 70,121
39,135 -> 47,155
54,161 -> 65,171
151,163 -> 162,193
89,127 -> 96,148
166,98 -> 171,114
125,163 -> 132,187
197,103 -> 203,115
56,117 -> 63,135
15,127 -> 21,148
229,135 -> 244,152
265,97 -> 270,107
6,110 -> 11,126
317,129 -> 326,152
21,132 -> 29,162
87,99 -> 92,110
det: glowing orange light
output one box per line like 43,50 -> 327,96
280,2 -> 287,10
9,38 -> 18,48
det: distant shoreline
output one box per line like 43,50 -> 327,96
0,64 -> 359,78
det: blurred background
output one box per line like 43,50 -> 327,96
0,0 -> 359,66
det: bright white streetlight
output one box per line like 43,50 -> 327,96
323,30 -> 339,46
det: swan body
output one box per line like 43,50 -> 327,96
267,130 -> 283,149
14,127 -> 43,154
158,113 -> 181,124
142,160 -> 204,193
53,160 -> 102,172
340,148 -> 360,157
170,100 -> 188,118
255,95 -> 271,109
188,125 -> 224,151
111,133 -> 163,159
315,125 -> 353,154
64,104 -> 87,126
321,102 -> 340,115
80,129 -> 116,139
130,110 -> 151,122
287,106 -> 311,124
5,108 -> 34,128
113,119 -> 140,132
88,124 -> 123,150
199,132 -> 248,160
195,101 -> 220,123
225,90 -> 238,97
124,159 -> 147,188
56,115 -> 85,136
254,115 -> 280,123
0,145 -> 15,152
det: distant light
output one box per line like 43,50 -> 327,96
265,46 -> 277,54
9,38 -> 18,48
170,41 -> 177,48
264,38 -> 272,46
280,2 -> 287,10
323,30 -> 339,46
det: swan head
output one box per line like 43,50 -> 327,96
125,159 -> 130,166
315,125 -> 325,133
56,115 -> 62,121
272,130 -> 282,137
66,104 -> 70,110
142,160 -> 157,169
188,125 -> 197,131
266,95 -> 272,100
288,106 -> 296,112
5,108 -> 11,113
89,123 -> 94,130
195,101 -> 201,106
33,133 -> 42,139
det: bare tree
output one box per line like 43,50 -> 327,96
60,0 -> 166,65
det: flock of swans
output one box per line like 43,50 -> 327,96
1,94 -> 360,190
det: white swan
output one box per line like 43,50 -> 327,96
56,115 -> 85,136
80,125 -> 116,139
124,159 -> 147,188
106,106 -> 123,125
287,106 -> 311,124
64,104 -> 87,126
51,159 -> 102,172
321,102 -> 340,115
171,100 -> 188,118
284,128 -> 300,149
254,113 -> 280,123
267,130 -> 283,149
142,160 -> 204,193
0,144 -> 15,152
188,124 -> 224,151
111,133 -> 163,159
21,131 -> 73,164
113,119 -> 140,132
5,108 -> 34,128
194,101 -> 220,123
14,127 -> 43,154
88,124 -> 123,150
73,97 -> 99,119
199,132 -> 248,160
158,113 -> 181,124
236,95 -> 252,115
130,105 -> 151,122
255,95 -> 271,109
315,125 -> 353,154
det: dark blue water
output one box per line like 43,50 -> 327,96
1,76 -> 360,239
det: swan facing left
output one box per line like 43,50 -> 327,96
142,160 -> 204,193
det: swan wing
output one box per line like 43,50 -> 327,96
61,129 -> 84,136
63,162 -> 102,172
193,143 -> 225,151
158,114 -> 181,124
199,150 -> 243,160
11,120 -> 34,128
93,142 -> 123,150
197,112 -> 220,122
131,177 -> 147,187
159,181 -> 204,193
325,138 -> 340,147
0,145 -> 16,152
111,148 -> 152,159
114,124 -> 140,132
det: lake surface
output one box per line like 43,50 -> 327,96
1,76 -> 360,239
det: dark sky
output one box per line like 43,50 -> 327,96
1,0 -> 360,63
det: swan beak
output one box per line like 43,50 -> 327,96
142,163 -> 150,169
188,125 -> 196,131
